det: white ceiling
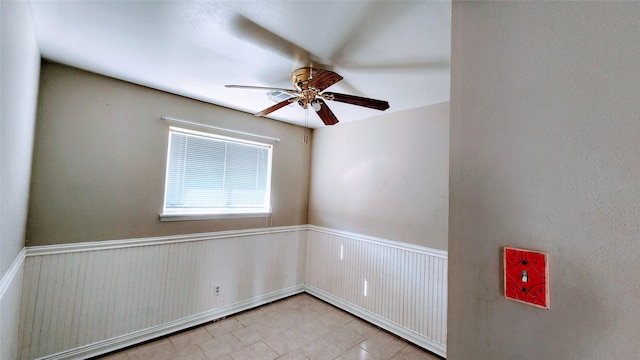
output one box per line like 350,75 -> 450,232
28,1 -> 451,128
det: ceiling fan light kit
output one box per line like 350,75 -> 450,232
226,67 -> 390,126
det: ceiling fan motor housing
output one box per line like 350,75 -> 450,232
292,67 -> 320,109
291,67 -> 313,91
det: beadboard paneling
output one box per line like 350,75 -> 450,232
305,226 -> 447,357
18,227 -> 306,360
0,249 -> 26,360
17,226 -> 448,359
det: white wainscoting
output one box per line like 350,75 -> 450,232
1,249 -> 26,360
306,226 -> 448,358
17,227 -> 307,360
16,225 -> 447,359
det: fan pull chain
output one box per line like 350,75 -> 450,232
303,107 -> 309,144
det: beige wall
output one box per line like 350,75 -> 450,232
27,63 -> 311,246
449,2 -> 640,359
309,103 -> 449,250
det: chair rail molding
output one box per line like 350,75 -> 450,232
15,225 -> 447,359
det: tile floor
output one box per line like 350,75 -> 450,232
96,293 -> 442,360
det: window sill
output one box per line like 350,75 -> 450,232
159,211 -> 272,222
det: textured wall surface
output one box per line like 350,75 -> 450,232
0,0 -> 39,281
449,2 -> 640,359
27,63 -> 311,245
0,1 -> 40,359
309,104 -> 449,250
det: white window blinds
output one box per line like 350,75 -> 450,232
162,127 -> 272,217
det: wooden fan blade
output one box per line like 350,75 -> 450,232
313,99 -> 339,126
327,1 -> 426,68
308,69 -> 343,92
323,92 -> 389,111
232,15 -> 321,65
254,99 -> 294,117
226,85 -> 298,94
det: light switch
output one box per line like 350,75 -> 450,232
504,247 -> 549,309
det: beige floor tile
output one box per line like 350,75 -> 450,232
198,333 -> 245,359
260,299 -> 293,315
275,349 -> 311,360
206,317 -> 245,338
261,328 -> 315,356
232,321 -> 270,346
230,341 -> 278,360
105,295 -> 438,360
303,300 -> 335,314
292,316 -> 334,340
337,347 -> 379,360
298,337 -> 344,360
236,308 -> 269,326
96,351 -> 130,360
259,310 -> 290,326
358,332 -> 407,360
315,309 -> 356,330
390,345 -> 440,360
126,339 -> 176,360
281,295 -> 334,314
346,318 -> 380,338
263,308 -> 307,329
170,327 -> 214,350
172,345 -> 209,360
323,324 -> 367,350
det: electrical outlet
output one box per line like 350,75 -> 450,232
215,284 -> 221,296
504,247 -> 549,309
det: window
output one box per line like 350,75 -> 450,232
160,126 -> 272,221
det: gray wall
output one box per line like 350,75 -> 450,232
449,2 -> 640,359
0,0 -> 40,277
27,63 -> 311,246
309,103 -> 449,250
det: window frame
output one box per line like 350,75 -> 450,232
159,126 -> 273,222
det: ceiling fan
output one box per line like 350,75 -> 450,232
225,67 -> 389,126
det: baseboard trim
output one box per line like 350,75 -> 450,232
305,284 -> 447,358
22,226 -> 447,359
0,247 -> 26,300
35,284 -> 305,360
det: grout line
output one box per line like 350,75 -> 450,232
89,292 -> 442,360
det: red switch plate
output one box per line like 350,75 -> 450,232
504,247 -> 549,309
